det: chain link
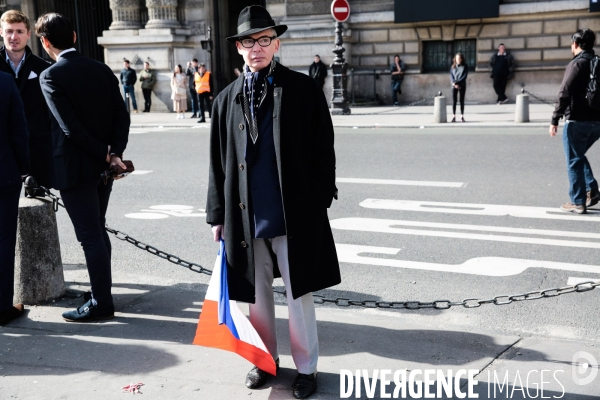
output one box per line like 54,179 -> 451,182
34,185 -> 600,309
522,88 -> 555,107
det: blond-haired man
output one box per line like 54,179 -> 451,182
0,10 -> 54,190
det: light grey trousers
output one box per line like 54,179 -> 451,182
249,236 -> 318,374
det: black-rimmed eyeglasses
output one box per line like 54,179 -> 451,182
239,36 -> 276,48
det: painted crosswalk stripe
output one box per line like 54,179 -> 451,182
567,277 -> 600,285
330,217 -> 600,248
337,178 -> 463,187
335,243 -> 600,277
360,199 -> 600,221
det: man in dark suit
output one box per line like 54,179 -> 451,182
35,13 -> 130,322
0,10 -> 54,191
0,71 -> 30,325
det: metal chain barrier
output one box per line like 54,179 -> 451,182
521,87 -> 555,107
35,186 -> 600,310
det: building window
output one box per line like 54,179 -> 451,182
422,39 -> 476,73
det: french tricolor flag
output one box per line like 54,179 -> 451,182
193,240 -> 277,375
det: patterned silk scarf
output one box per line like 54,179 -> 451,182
242,59 -> 276,144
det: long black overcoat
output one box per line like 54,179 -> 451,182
206,63 -> 341,303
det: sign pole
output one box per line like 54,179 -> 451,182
330,2 -> 351,115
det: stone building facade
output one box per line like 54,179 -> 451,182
1,0 -> 598,109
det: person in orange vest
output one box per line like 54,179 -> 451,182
194,63 -> 213,123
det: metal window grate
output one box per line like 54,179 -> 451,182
422,39 -> 476,73
35,0 -> 112,63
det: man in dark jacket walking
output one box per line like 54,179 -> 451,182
489,43 -> 515,104
120,59 -> 138,113
308,55 -> 327,89
0,71 -> 29,326
206,6 -> 340,399
0,10 -> 54,190
550,29 -> 600,214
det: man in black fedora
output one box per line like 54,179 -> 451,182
206,5 -> 340,399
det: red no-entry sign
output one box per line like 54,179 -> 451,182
331,0 -> 350,22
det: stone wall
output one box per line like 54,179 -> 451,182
275,0 -> 596,105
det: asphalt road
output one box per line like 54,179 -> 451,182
53,126 -> 600,343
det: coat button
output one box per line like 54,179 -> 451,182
241,241 -> 248,248
239,123 -> 244,130
239,203 -> 245,209
239,163 -> 244,170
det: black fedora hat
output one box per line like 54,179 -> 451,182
226,5 -> 287,43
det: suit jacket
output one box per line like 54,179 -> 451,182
206,63 -> 340,302
40,51 -> 130,190
0,71 -> 30,188
0,45 -> 56,187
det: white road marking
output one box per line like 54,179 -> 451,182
125,205 -> 206,219
567,277 -> 600,285
337,178 -> 463,187
335,243 -> 600,277
125,213 -> 169,220
360,199 -> 600,221
131,170 -> 153,175
330,217 -> 600,248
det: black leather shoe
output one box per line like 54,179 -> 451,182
292,372 -> 317,399
245,359 -> 279,389
62,300 -> 114,322
191,113 -> 197,118
197,118 -> 206,123
0,304 -> 24,326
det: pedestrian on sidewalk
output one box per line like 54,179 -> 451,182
186,58 -> 199,118
206,5 -> 340,399
171,64 -> 187,119
36,12 -> 130,322
139,61 -> 156,113
390,54 -> 405,105
549,28 -> 600,214
309,54 -> 327,90
0,10 -> 54,191
120,59 -> 138,113
0,71 -> 29,326
489,43 -> 515,104
194,63 -> 213,123
450,52 -> 468,122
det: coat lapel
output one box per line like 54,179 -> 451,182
272,86 -> 283,188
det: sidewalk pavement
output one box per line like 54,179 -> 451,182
130,102 -> 558,130
1,265 -> 597,399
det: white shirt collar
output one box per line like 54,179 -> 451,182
56,48 -> 76,62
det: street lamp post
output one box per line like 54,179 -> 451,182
330,21 -> 351,115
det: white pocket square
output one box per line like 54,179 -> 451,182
28,71 -> 38,79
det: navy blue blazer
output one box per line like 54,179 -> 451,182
0,71 -> 29,188
40,51 -> 130,190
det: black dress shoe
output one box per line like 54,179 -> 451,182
0,304 -> 24,326
62,300 -> 114,322
245,359 -> 279,389
292,372 -> 317,399
197,118 -> 206,123
191,113 -> 197,118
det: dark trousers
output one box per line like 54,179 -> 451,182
562,121 -> 600,205
60,178 -> 114,309
189,88 -> 199,114
452,85 -> 466,115
198,93 -> 212,120
493,76 -> 508,102
391,79 -> 403,104
142,88 -> 152,112
0,183 -> 22,311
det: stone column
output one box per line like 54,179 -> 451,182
145,0 -> 181,29
109,0 -> 144,30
